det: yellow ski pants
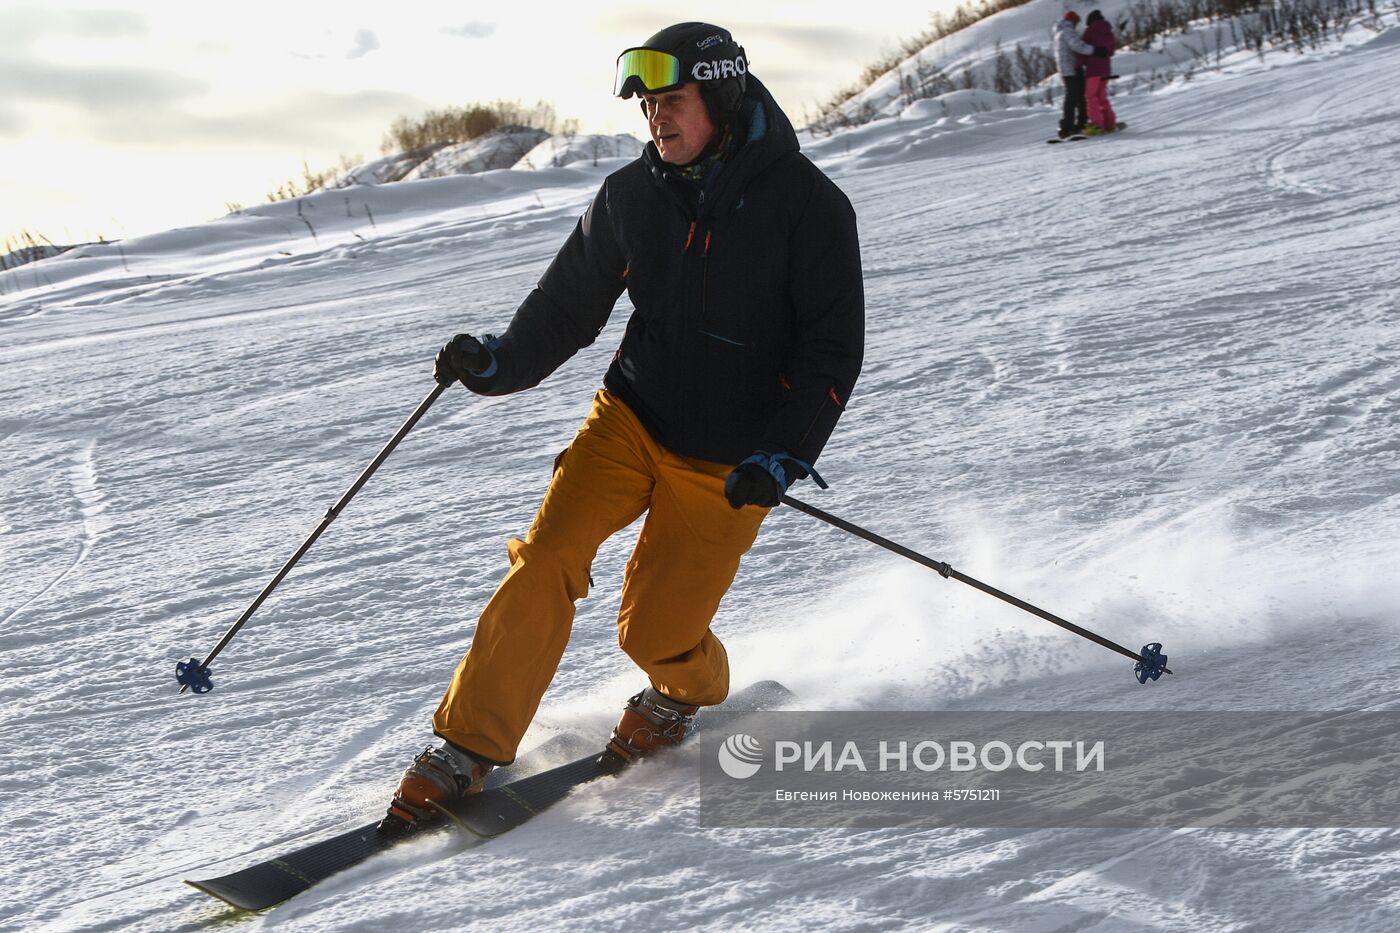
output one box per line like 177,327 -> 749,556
432,390 -> 769,763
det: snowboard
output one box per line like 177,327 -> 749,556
186,680 -> 793,911
1048,122 -> 1128,143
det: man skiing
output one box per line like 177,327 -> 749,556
381,22 -> 865,832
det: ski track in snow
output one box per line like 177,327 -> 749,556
0,441 -> 110,630
3,22 -> 1400,933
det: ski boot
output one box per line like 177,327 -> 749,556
379,743 -> 493,835
599,687 -> 699,772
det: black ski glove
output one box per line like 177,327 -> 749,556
723,452 -> 815,510
434,333 -> 493,386
724,461 -> 786,509
1092,46 -> 1110,57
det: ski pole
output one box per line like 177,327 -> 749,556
779,495 -> 1171,683
176,382 -> 450,694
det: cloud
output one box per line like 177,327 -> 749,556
63,8 -> 149,39
0,58 -> 206,115
585,16 -> 880,66
88,89 -> 431,150
5,5 -> 148,49
443,22 -> 496,39
347,29 -> 379,59
739,22 -> 870,60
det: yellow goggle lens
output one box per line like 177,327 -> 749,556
614,48 -> 682,97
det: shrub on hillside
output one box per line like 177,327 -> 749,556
1,230 -> 68,273
266,99 -> 565,203
381,100 -> 562,154
267,155 -> 362,203
405,125 -> 553,178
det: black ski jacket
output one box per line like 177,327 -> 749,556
466,75 -> 864,468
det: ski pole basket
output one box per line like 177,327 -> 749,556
780,494 -> 1174,684
176,658 -> 214,694
176,382 -> 448,694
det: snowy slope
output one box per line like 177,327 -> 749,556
3,23 -> 1400,933
834,0 -> 1398,121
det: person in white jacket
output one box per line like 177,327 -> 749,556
1053,11 -> 1099,138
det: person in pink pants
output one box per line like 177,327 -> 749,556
1081,10 -> 1118,133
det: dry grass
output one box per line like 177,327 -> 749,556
265,99 -> 567,204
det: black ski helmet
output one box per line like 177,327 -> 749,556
614,22 -> 748,123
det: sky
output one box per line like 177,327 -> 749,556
0,0 -> 954,247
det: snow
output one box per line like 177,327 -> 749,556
404,126 -> 553,178
511,132 -> 645,171
3,17 -> 1400,933
332,146 -> 450,187
329,134 -> 645,189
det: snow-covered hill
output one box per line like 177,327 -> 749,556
3,18 -> 1400,933
828,0 -> 1399,124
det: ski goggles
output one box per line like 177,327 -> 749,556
614,47 -> 683,98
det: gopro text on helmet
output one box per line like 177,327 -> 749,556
691,57 -> 747,81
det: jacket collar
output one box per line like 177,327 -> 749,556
642,74 -> 798,216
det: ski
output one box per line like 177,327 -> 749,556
186,680 -> 792,911
183,730 -> 596,912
